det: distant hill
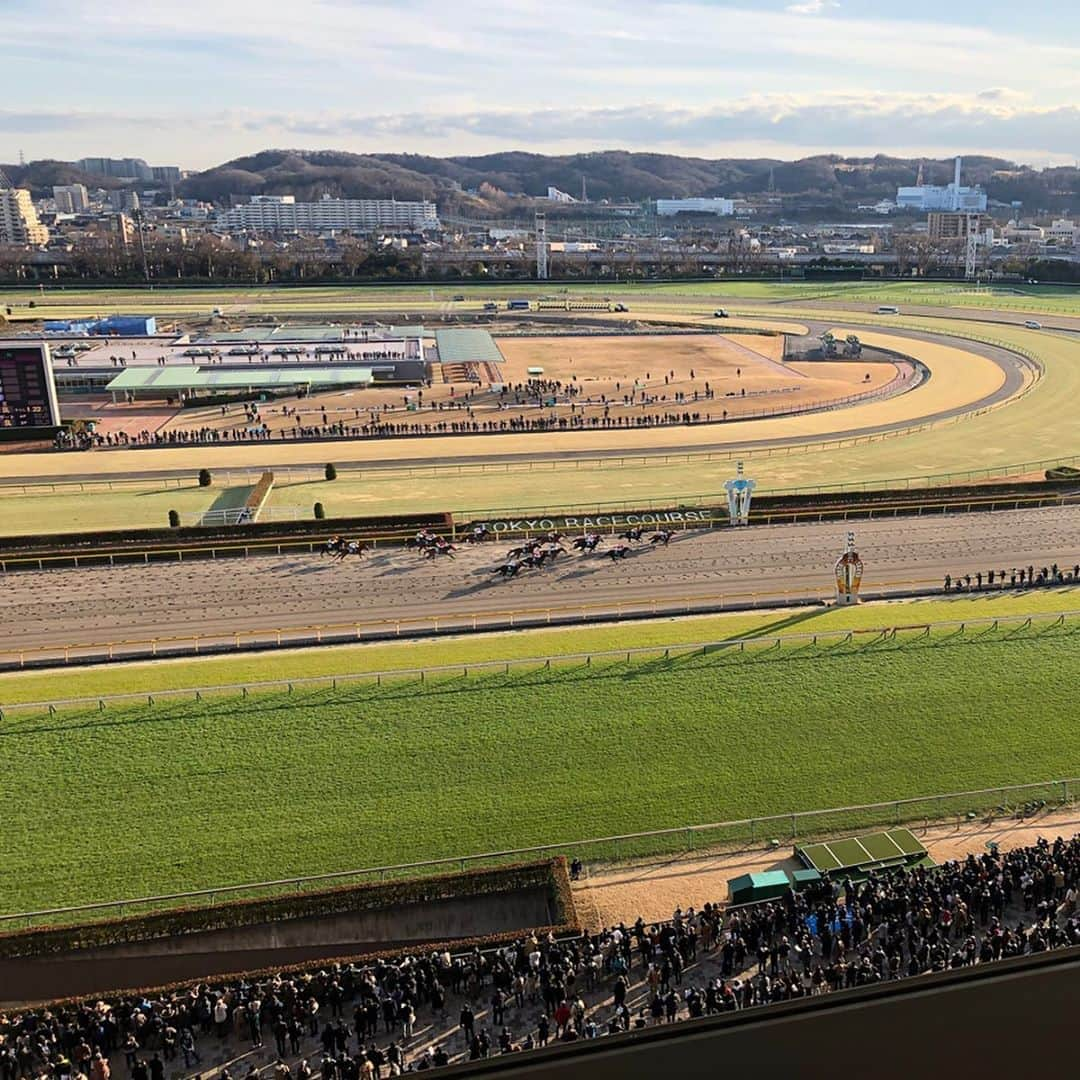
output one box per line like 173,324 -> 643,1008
173,150 -> 1076,212
5,150 -> 1077,213
0,159 -> 127,194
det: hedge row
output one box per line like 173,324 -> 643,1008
244,470 -> 275,515
0,511 -> 454,555
0,859 -> 578,960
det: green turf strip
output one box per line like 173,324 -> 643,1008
2,590 -> 1075,706
1,624 -> 1078,916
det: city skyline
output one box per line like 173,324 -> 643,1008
2,0 -> 1079,170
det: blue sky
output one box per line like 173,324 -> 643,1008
2,0 -> 1078,169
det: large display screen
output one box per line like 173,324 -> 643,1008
0,344 -> 60,428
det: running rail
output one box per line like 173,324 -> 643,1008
1,578 -> 1076,670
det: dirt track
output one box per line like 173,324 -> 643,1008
2,506 -> 1077,655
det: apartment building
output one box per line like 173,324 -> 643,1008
0,188 -> 50,244
220,195 -> 439,233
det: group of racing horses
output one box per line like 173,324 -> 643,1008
322,524 -> 677,573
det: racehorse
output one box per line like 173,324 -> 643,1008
422,541 -> 457,560
541,531 -> 565,545
493,561 -> 522,578
321,535 -> 342,557
608,544 -> 631,560
342,540 -> 370,559
463,526 -> 493,544
649,529 -> 674,546
405,531 -> 438,553
506,542 -> 541,560
572,534 -> 602,552
618,527 -> 644,543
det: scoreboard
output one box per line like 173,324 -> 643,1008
0,344 -> 60,428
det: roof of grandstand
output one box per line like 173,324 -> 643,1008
434,327 -> 505,364
105,365 -> 374,391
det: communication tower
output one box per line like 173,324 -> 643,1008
535,211 -> 548,280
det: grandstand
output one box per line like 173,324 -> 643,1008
1,833 -> 1076,1077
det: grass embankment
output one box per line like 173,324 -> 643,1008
1,590 -> 1075,706
1,610 -> 1077,914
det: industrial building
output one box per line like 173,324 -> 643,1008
219,195 -> 439,234
0,187 -> 49,245
656,197 -> 735,217
897,157 -> 987,212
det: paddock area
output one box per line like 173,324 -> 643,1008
140,332 -> 899,439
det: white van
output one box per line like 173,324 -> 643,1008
876,305 -> 900,315
1024,320 -> 1042,330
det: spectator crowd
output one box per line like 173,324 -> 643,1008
2,835 -> 1079,1080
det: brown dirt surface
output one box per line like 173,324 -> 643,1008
154,333 -> 897,441
573,805 -> 1080,929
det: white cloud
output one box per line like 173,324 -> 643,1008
2,1 -> 1079,166
785,0 -> 839,14
3,92 -> 1077,169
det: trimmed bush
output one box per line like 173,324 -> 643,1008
167,509 -> 180,528
314,502 -> 326,520
1046,465 -> 1080,481
325,463 -> 338,481
197,468 -> 212,487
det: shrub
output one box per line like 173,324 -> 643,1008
168,509 -> 180,528
325,463 -> 338,481
1046,465 -> 1080,481
314,502 -> 326,520
198,469 -> 212,487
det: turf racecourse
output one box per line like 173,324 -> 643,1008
1,616 -> 1076,916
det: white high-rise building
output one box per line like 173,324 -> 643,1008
896,157 -> 987,212
0,188 -> 49,244
656,197 -> 735,217
220,194 -> 439,233
53,184 -> 90,214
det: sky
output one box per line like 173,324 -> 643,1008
2,0 -> 1079,171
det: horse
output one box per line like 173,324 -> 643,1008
423,542 -> 457,560
493,561 -> 522,578
463,526 -> 493,544
649,529 -> 674,546
608,544 -> 631,561
542,531 -> 566,545
506,542 -> 541,560
343,540 -> 370,559
572,534 -> 602,552
321,535 -> 343,558
405,532 -> 437,553
619,527 -> 644,543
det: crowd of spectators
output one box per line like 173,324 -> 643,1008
944,565 -> 1080,592
2,835 -> 1078,1079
